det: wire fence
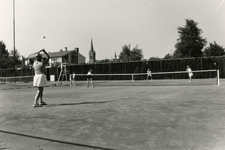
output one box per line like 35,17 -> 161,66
0,56 -> 224,82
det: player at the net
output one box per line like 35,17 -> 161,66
147,68 -> 152,82
72,72 -> 76,86
186,65 -> 193,83
86,68 -> 94,87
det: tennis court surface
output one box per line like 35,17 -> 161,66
0,80 -> 225,150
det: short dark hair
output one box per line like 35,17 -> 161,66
36,53 -> 42,61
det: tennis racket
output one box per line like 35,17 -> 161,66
27,49 -> 44,59
27,52 -> 39,59
134,66 -> 138,74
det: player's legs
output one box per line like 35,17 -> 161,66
39,87 -> 43,101
73,78 -> 75,85
189,75 -> 192,82
147,75 -> 152,82
90,78 -> 93,87
34,87 -> 43,107
34,89 -> 40,104
86,78 -> 89,87
39,87 -> 46,105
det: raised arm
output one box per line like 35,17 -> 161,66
40,49 -> 50,64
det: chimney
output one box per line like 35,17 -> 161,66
74,48 -> 79,53
64,47 -> 67,51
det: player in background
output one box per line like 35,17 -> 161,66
186,66 -> 193,83
72,72 -> 76,86
86,69 -> 94,87
147,68 -> 152,82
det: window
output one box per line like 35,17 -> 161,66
71,52 -> 78,63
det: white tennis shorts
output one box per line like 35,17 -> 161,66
189,73 -> 193,77
33,74 -> 48,87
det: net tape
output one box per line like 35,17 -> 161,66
70,69 -> 217,76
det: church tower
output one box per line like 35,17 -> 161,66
89,39 -> 96,63
114,52 -> 117,60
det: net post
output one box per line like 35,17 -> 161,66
132,74 -> 134,85
217,69 -> 220,86
69,74 -> 72,86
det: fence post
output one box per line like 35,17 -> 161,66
201,57 -> 202,70
160,60 -> 162,71
125,62 -> 126,73
217,69 -> 220,86
109,63 -> 111,74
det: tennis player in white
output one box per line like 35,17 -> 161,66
187,66 -> 193,83
86,69 -> 93,87
147,68 -> 152,82
33,49 -> 50,107
72,72 -> 76,86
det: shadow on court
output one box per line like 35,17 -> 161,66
44,101 -> 113,107
0,130 -> 117,150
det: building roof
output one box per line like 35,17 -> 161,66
26,50 -> 82,59
48,50 -> 74,57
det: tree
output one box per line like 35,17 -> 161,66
130,45 -> 143,61
203,41 -> 225,57
163,53 -> 173,59
148,57 -> 161,61
0,41 -> 22,68
0,41 -> 12,68
118,44 -> 143,61
9,49 -> 22,67
118,44 -> 131,61
173,19 -> 207,58
98,58 -> 110,63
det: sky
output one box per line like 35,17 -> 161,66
0,0 -> 224,62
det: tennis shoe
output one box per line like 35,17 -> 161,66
33,103 -> 42,107
39,101 -> 47,105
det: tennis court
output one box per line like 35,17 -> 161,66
0,79 -> 225,150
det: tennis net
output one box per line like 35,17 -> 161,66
0,76 -> 33,85
69,69 -> 220,86
0,69 -> 219,86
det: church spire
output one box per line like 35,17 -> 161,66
89,39 -> 96,63
114,52 -> 117,59
90,39 -> 94,52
